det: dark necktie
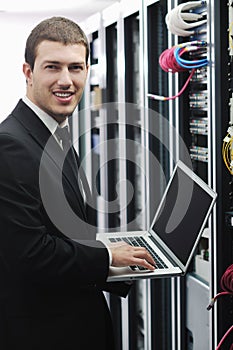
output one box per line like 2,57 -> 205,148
55,126 -> 88,207
55,125 -> 71,152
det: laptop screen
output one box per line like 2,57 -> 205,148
151,162 -> 216,266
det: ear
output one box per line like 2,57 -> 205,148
23,63 -> 33,85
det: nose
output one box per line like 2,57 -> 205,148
57,67 -> 72,87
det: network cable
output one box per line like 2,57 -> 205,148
165,1 -> 207,37
174,46 -> 208,69
222,127 -> 233,175
148,41 -> 208,101
207,264 -> 233,349
222,94 -> 233,174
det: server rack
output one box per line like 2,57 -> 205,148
73,1 -> 233,349
213,2 -> 233,348
169,1 -> 212,348
145,2 -> 174,350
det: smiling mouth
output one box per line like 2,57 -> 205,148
54,92 -> 74,98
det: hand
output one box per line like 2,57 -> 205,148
109,242 -> 155,271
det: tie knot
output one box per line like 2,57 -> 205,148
55,126 -> 71,151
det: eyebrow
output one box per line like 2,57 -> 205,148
43,60 -> 85,66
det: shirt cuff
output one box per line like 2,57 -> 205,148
106,246 -> 112,266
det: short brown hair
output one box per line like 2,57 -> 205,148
25,16 -> 89,70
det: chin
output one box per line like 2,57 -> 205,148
53,108 -> 74,119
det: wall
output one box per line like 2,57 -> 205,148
0,14 -> 29,121
0,11 -> 86,122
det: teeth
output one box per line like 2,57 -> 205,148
55,92 -> 71,97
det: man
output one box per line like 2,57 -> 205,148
0,17 -> 155,349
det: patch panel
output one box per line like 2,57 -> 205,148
189,116 -> 208,137
190,146 -> 208,162
191,67 -> 208,82
189,92 -> 208,109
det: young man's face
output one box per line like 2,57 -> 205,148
23,40 -> 89,123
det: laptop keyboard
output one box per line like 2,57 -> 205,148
108,236 -> 168,271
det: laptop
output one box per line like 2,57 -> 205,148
97,160 -> 217,282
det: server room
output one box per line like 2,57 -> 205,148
0,1 -> 232,350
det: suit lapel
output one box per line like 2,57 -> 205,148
12,100 -> 87,222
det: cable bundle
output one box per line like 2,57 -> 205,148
148,41 -> 208,101
174,45 -> 208,69
159,41 -> 208,72
207,264 -> 233,349
165,1 -> 207,37
222,126 -> 233,175
159,46 -> 187,73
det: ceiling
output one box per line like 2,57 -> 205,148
0,0 -> 118,20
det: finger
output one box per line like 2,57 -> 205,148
133,249 -> 155,266
132,258 -> 155,271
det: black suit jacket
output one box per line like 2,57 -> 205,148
0,100 -> 130,350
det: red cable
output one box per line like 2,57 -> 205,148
164,69 -> 195,101
159,46 -> 186,73
220,264 -> 233,293
156,46 -> 194,101
208,265 -> 233,349
149,44 -> 207,101
216,326 -> 233,350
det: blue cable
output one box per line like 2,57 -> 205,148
174,47 -> 208,69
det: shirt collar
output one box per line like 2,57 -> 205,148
22,96 -> 69,135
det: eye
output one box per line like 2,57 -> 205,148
45,64 -> 59,70
69,65 -> 84,71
